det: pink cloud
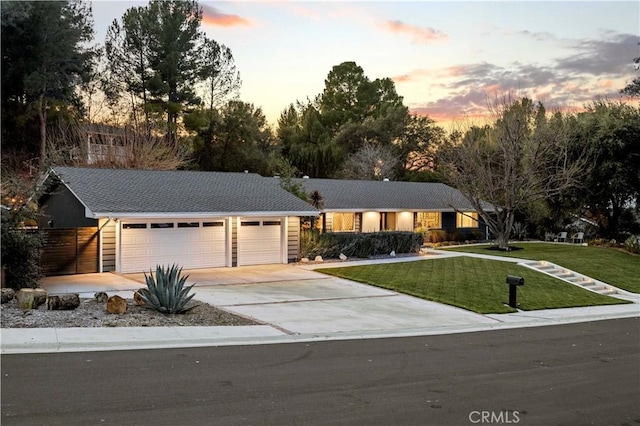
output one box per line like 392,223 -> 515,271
597,79 -> 614,88
392,69 -> 431,83
201,5 -> 250,27
380,20 -> 446,44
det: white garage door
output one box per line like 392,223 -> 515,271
120,220 -> 226,273
237,218 -> 282,266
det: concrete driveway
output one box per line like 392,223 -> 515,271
41,262 -> 497,335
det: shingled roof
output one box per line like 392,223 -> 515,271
295,178 -> 492,212
49,167 -> 318,217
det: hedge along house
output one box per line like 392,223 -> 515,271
38,167 -> 318,275
295,178 -> 491,241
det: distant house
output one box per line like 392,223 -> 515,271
38,167 -> 317,274
75,124 -> 168,166
295,177 -> 491,240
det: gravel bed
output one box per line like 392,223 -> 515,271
1,298 -> 259,328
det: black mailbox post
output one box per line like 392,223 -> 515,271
506,275 -> 524,308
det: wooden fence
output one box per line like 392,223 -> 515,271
41,227 -> 99,276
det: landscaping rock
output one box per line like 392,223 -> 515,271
314,256 -> 324,262
94,292 -> 108,303
390,250 -> 396,257
1,288 -> 15,304
133,290 -> 146,306
106,295 -> 127,314
300,258 -> 310,263
47,293 -> 81,310
339,253 -> 347,261
16,288 -> 47,310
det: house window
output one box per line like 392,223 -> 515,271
241,221 -> 260,226
203,221 -> 224,227
332,213 -> 355,232
263,220 -> 281,226
177,222 -> 200,228
416,212 -> 441,229
150,223 -> 174,229
122,223 -> 147,229
457,212 -> 478,228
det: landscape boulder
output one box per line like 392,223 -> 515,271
133,290 -> 146,306
94,292 -> 108,303
1,288 -> 15,304
106,295 -> 127,314
16,288 -> 47,310
47,293 -> 81,310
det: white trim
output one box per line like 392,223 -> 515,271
323,208 -> 473,213
98,224 -> 103,273
90,211 -> 317,219
225,216 -> 233,267
115,219 -> 121,272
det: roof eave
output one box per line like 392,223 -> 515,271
90,211 -> 319,219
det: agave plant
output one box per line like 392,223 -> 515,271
139,264 -> 196,314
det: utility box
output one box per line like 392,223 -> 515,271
506,275 -> 524,308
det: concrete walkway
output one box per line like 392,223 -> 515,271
2,252 -> 638,354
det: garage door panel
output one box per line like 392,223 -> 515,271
120,221 -> 227,273
238,218 -> 282,266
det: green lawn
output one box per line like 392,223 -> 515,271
443,243 -> 640,294
316,257 -> 629,314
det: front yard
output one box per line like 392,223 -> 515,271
316,256 -> 630,314
443,243 -> 640,294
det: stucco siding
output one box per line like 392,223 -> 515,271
396,212 -> 414,231
361,212 -> 380,233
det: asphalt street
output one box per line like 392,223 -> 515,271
2,318 -> 639,426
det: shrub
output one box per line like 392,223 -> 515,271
470,229 -> 485,241
138,264 -> 196,314
429,229 -> 447,243
303,231 -> 422,259
624,235 -> 640,255
1,224 -> 42,290
512,222 -> 528,240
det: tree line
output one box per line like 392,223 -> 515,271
1,0 -> 639,243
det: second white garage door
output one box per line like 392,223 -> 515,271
237,218 -> 282,266
120,220 -> 227,273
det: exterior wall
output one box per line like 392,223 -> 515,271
361,212 -> 380,233
99,218 -> 116,272
396,212 -> 414,231
39,185 -> 97,229
287,216 -> 300,263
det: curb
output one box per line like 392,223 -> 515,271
2,310 -> 638,355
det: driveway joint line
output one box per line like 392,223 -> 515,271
216,293 -> 400,307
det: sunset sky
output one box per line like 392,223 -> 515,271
92,1 -> 640,127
